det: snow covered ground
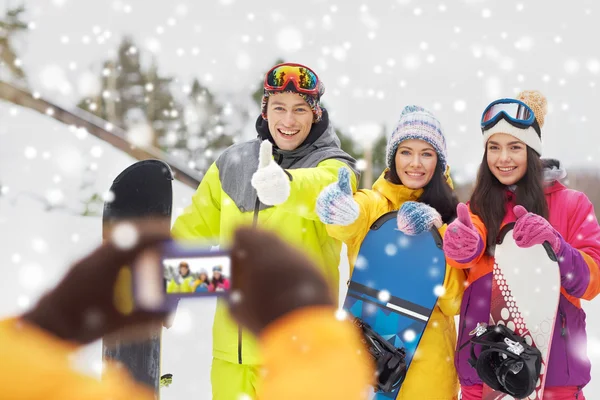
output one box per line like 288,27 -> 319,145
1,101 -> 599,398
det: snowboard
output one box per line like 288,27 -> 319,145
343,210 -> 447,399
481,223 -> 561,400
102,159 -> 173,396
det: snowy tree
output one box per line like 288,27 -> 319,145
0,5 -> 29,84
76,37 -> 181,148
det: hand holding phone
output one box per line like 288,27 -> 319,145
133,239 -> 231,311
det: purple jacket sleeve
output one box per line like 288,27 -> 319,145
555,192 -> 600,300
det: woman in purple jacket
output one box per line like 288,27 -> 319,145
443,90 -> 600,399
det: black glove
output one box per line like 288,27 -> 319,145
227,227 -> 334,336
22,219 -> 171,344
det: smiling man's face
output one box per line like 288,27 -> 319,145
266,92 -> 314,151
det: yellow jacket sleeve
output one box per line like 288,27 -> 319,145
436,224 -> 468,317
0,318 -> 154,400
279,159 -> 357,221
171,162 -> 222,243
166,279 -> 179,293
259,307 -> 374,400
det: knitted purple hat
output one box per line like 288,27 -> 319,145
386,105 -> 448,171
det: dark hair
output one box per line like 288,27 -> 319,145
211,274 -> 225,286
197,272 -> 209,284
470,146 -> 548,250
385,159 -> 458,224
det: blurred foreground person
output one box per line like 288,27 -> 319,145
0,221 -> 373,400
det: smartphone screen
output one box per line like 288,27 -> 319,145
134,239 -> 231,310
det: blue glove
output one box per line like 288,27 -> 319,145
397,201 -> 442,235
316,168 -> 359,226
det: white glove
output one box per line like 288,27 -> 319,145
251,140 -> 291,206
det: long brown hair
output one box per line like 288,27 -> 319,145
385,161 -> 458,224
470,146 -> 548,250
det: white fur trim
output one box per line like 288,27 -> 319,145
482,118 -> 542,155
543,165 -> 567,183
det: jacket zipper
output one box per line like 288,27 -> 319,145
456,290 -> 472,369
238,151 -> 281,364
558,306 -> 570,379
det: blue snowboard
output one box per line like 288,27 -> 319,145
343,211 -> 446,399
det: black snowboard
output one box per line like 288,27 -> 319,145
102,159 -> 173,395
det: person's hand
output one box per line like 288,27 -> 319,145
512,205 -> 561,253
227,227 -> 334,336
316,167 -> 359,226
442,203 -> 483,262
251,140 -> 291,205
396,201 -> 442,235
22,219 -> 171,344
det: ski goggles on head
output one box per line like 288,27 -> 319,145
263,63 -> 320,96
481,99 -> 536,130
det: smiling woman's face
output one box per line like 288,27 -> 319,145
394,139 -> 438,189
486,133 -> 528,185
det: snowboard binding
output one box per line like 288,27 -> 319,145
353,318 -> 407,393
464,322 -> 542,398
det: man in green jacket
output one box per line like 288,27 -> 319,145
171,62 -> 359,399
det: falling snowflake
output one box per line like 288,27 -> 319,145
17,296 -> 31,309
276,27 -> 303,52
19,263 -> 44,290
453,100 -> 467,112
378,290 -> 391,302
514,36 -> 534,51
111,222 -> 139,250
397,235 -> 410,248
24,146 -> 38,159
434,285 -> 446,296
45,189 -> 65,206
355,159 -> 367,171
236,52 -> 252,70
403,329 -> 416,342
126,123 -> 154,147
587,59 -> 600,74
335,308 -> 348,320
403,54 -> 421,70
385,243 -> 397,256
564,59 -> 580,75
355,255 -> 368,270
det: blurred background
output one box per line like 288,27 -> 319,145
2,0 -> 600,398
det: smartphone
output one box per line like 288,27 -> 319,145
133,239 -> 231,310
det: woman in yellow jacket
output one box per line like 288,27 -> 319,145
316,105 -> 466,399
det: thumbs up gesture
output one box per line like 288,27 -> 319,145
251,140 -> 291,206
316,167 -> 359,226
512,205 -> 562,253
442,203 -> 483,263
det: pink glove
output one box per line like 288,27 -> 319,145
512,205 -> 561,254
443,203 -> 483,263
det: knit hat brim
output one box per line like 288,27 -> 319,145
482,118 -> 542,156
